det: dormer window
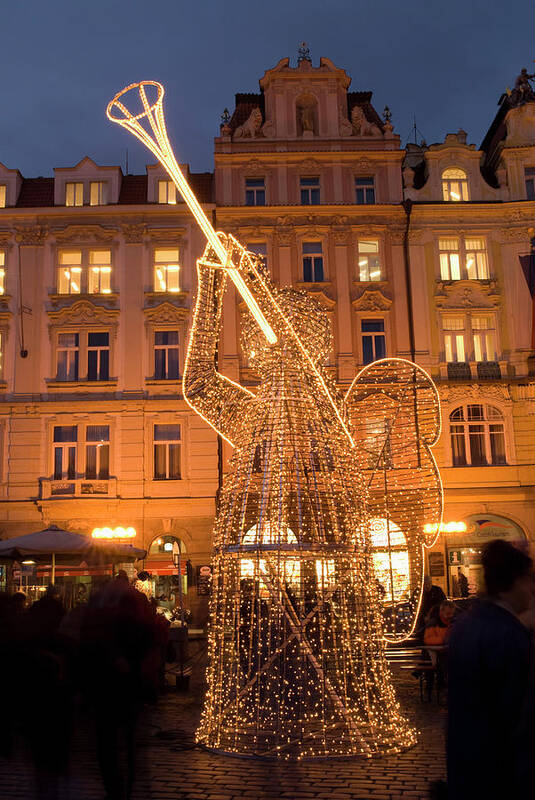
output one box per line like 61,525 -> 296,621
0,186 -> 5,208
90,181 -> 107,206
442,168 -> 469,202
158,180 -> 176,204
65,182 -> 83,207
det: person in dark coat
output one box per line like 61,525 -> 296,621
447,539 -> 535,800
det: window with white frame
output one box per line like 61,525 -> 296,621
472,315 -> 496,362
245,178 -> 265,206
302,241 -> 324,282
53,425 -> 77,479
442,168 -> 469,202
158,180 -> 176,204
154,331 -> 180,380
439,237 -> 488,280
443,317 -> 467,363
87,332 -> 110,381
0,185 -> 5,208
355,177 -> 375,205
247,242 -> 268,271
89,181 -> 107,206
65,182 -> 83,207
85,425 -> 110,479
57,249 -> 113,295
88,250 -> 112,294
449,404 -> 506,466
361,319 -> 386,364
153,424 -> 181,480
525,167 -> 535,200
300,176 -> 320,205
153,248 -> 180,293
357,240 -> 382,281
0,251 -> 5,294
56,333 -> 79,381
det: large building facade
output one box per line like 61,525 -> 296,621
0,53 -> 534,612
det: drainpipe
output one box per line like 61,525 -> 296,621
402,199 -> 416,363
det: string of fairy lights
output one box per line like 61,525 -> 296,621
107,81 -> 443,759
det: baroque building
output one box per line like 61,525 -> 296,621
0,51 -> 534,612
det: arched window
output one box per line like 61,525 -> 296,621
370,517 -> 410,603
449,404 -> 506,466
442,168 -> 469,202
148,534 -> 185,557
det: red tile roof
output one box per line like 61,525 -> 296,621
16,177 -> 54,207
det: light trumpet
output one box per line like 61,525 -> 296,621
107,81 -> 277,345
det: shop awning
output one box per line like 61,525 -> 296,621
0,525 -> 146,563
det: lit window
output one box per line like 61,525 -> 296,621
300,176 -> 320,205
240,523 -> 300,594
154,331 -> 179,380
88,250 -> 112,294
56,333 -> 79,381
247,242 -> 268,271
245,178 -> 265,206
86,425 -> 110,479
358,240 -> 381,281
465,239 -> 488,279
89,181 -> 106,206
153,424 -> 181,480
154,248 -> 180,292
370,518 -> 410,603
355,177 -> 375,204
65,182 -> 83,207
525,167 -> 535,200
361,319 -> 385,364
439,239 -> 461,280
0,186 -> 6,208
58,251 -> 82,294
442,168 -> 469,202
443,317 -> 467,363
158,180 -> 176,204
439,237 -> 488,280
472,316 -> 496,362
302,241 -> 324,282
87,332 -> 109,381
0,251 -> 5,295
53,425 -> 77,480
449,404 -> 506,467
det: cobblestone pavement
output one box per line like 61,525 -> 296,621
0,661 -> 446,800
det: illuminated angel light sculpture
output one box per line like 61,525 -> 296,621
108,82 -> 443,758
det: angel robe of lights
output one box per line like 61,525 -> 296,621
185,234 -> 442,759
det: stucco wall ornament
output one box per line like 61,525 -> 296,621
143,302 -> 189,325
54,224 -> 118,244
47,299 -> 120,327
122,223 -> 147,244
14,226 -> 48,246
233,108 -> 263,139
435,280 -> 499,309
351,106 -> 381,137
439,383 -> 512,406
352,289 -> 392,311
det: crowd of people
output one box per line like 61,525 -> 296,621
0,571 -> 172,800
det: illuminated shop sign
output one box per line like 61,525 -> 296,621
423,521 -> 467,535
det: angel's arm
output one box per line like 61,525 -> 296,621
183,259 -> 253,446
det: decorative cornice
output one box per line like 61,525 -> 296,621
14,226 -> 48,245
435,279 -> 500,309
53,224 -> 118,243
242,159 -> 270,176
146,227 -> 187,244
47,299 -> 120,326
143,301 -> 189,325
352,289 -> 392,312
439,382 -> 512,405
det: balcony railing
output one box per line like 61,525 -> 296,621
40,477 -> 117,499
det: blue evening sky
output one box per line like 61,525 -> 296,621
1,0 -> 534,177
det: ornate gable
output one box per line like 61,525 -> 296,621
48,299 -> 119,327
352,289 -> 392,312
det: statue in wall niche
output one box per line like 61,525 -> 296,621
351,105 -> 381,137
233,107 -> 263,139
300,103 -> 315,132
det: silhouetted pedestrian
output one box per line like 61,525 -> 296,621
447,539 -> 535,800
